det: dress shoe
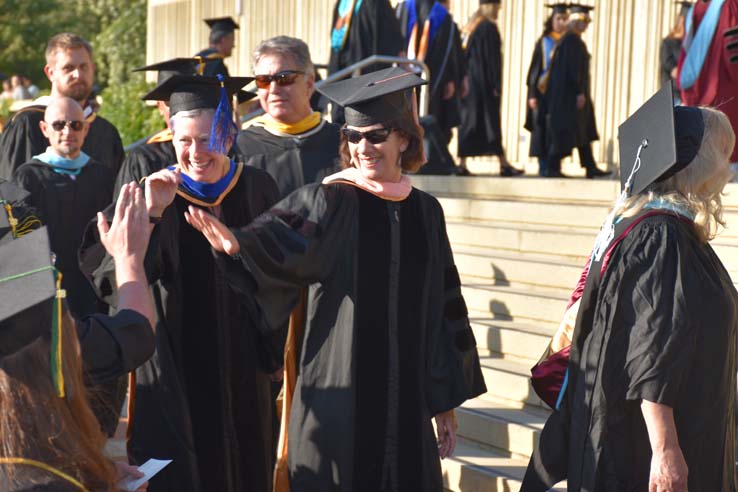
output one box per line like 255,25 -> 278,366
547,170 -> 570,178
500,166 -> 524,177
585,166 -> 613,179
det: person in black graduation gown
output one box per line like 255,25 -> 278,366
184,67 -> 487,492
437,0 -> 468,145
397,0 -> 463,143
659,2 -> 691,92
0,33 -> 124,180
522,88 -> 738,491
12,97 -> 114,320
541,5 -> 610,178
524,3 -> 569,176
0,188 -> 156,492
114,58 -> 203,197
194,17 -> 238,77
328,0 -> 405,123
80,74 -> 281,492
457,0 -> 523,176
236,36 -> 340,198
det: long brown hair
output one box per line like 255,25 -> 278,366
0,313 -> 117,490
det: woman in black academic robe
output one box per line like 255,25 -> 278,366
522,106 -> 738,491
80,75 -> 283,492
184,67 -> 487,492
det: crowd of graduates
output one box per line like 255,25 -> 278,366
0,1 -> 738,492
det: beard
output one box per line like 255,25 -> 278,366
59,81 -> 92,103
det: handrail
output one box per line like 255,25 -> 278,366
239,55 -> 431,124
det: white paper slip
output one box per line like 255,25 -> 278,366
118,458 -> 172,492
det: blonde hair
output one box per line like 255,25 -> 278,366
615,107 -> 736,242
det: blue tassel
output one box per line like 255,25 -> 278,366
209,74 -> 237,155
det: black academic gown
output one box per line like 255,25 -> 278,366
215,183 -> 487,492
235,120 -> 341,198
328,0 -> 404,122
12,158 -> 114,319
524,34 -> 550,158
114,132 -> 177,197
458,17 -> 504,157
523,212 -> 738,492
0,107 -> 124,180
80,163 -> 281,492
438,18 -> 467,143
542,31 -> 599,159
194,47 -> 229,77
659,37 -> 682,87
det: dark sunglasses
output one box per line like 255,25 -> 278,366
341,127 -> 394,145
50,120 -> 85,132
254,70 -> 304,89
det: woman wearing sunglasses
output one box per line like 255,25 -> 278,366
184,66 -> 486,492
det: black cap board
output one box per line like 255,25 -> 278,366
0,227 -> 57,359
205,17 -> 239,34
546,3 -> 569,14
140,74 -> 253,114
134,57 -> 203,85
569,4 -> 594,13
317,67 -> 427,127
618,82 -> 705,195
480,0 -> 501,4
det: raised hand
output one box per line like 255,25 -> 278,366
184,205 -> 240,256
145,168 -> 181,218
97,182 -> 150,264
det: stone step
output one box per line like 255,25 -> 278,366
455,246 -> 584,291
447,219 -> 595,259
469,317 -> 554,364
479,355 -> 545,409
457,395 -> 550,459
442,440 -> 567,492
437,196 -> 613,229
462,283 -> 568,327
414,174 -> 619,204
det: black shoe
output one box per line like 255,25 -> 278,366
585,166 -> 613,179
500,166 -> 524,177
548,170 -> 570,178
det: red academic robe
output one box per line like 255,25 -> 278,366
678,0 -> 738,162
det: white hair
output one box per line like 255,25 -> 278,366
169,108 -> 216,134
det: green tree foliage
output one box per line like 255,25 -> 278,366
98,74 -> 164,147
0,0 -> 160,145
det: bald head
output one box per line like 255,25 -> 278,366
40,97 -> 89,159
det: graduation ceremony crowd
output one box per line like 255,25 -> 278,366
0,0 -> 737,491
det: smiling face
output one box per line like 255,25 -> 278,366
45,47 -> 95,104
172,112 -> 231,183
254,53 -> 314,124
39,97 -> 89,159
346,123 -> 408,183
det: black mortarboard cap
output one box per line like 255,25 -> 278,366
0,227 -> 57,358
140,74 -> 252,114
205,17 -> 239,35
134,57 -> 202,85
546,3 -> 569,14
569,4 -> 594,14
480,0 -> 501,4
317,67 -> 427,127
618,82 -> 705,195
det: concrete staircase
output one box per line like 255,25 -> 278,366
413,173 -> 738,492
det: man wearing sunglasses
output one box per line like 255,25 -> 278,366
0,33 -> 124,180
11,96 -> 115,321
235,36 -> 341,198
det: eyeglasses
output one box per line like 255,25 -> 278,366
50,120 -> 85,132
254,70 -> 304,89
342,127 -> 395,145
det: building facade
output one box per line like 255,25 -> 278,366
147,0 -> 684,168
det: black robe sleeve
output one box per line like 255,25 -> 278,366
76,308 -> 155,384
216,183 -> 356,333
427,203 -> 486,415
0,108 -> 47,180
611,222 -> 696,405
